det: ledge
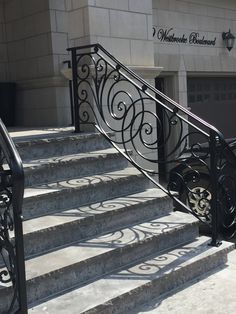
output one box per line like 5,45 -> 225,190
128,66 -> 163,78
61,65 -> 163,81
17,76 -> 68,90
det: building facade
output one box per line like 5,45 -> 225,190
0,0 -> 236,136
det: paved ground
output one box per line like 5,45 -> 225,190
138,245 -> 236,314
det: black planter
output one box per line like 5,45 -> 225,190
0,82 -> 16,127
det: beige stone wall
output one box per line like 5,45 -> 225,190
66,0 -> 154,66
1,0 -> 158,127
153,0 -> 236,73
152,0 -> 236,165
2,0 -> 71,126
63,0 -> 159,167
5,0 -> 52,80
152,0 -> 236,121
1,0 -> 236,128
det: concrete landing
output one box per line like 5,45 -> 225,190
138,247 -> 236,314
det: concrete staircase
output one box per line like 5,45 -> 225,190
1,127 -> 234,314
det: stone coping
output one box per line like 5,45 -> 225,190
61,65 -> 163,81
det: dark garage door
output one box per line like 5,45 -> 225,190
188,77 -> 236,138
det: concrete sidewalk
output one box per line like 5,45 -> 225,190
138,245 -> 236,314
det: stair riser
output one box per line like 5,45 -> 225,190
26,223 -> 198,306
23,175 -> 151,220
16,134 -> 112,161
24,154 -> 129,187
24,197 -> 172,257
84,247 -> 231,314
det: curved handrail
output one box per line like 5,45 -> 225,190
0,119 -> 27,313
68,43 -> 236,244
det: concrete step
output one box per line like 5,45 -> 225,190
23,168 -> 151,220
23,148 -> 129,187
23,189 -> 172,257
10,127 -> 113,161
136,249 -> 236,314
6,127 -> 233,314
27,237 -> 234,314
0,211 -> 199,312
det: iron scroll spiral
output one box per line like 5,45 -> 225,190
68,44 -> 236,240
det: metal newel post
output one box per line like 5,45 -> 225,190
12,168 -> 28,313
71,49 -> 80,133
63,61 -> 74,126
14,214 -> 28,313
209,130 -> 222,247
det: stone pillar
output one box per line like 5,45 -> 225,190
4,0 -> 71,127
2,0 -> 159,128
66,0 -> 155,66
66,0 -> 156,118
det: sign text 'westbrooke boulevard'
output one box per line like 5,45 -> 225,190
153,27 -> 216,46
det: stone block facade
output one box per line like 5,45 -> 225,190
0,0 -> 235,130
0,0 -> 158,126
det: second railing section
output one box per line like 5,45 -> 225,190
68,43 -> 236,244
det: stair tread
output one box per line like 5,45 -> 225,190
25,211 -> 198,280
23,189 -> 168,234
23,148 -> 121,169
28,238 -> 234,313
10,128 -> 103,144
24,167 -> 141,199
5,127 -> 232,314
9,126 -> 74,139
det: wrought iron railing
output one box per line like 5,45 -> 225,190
0,120 -> 27,313
67,43 -> 236,244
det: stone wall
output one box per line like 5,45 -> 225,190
2,0 -> 70,126
153,0 -> 236,73
0,0 -> 159,127
152,0 -> 236,166
66,0 -> 154,66
62,0 -> 161,167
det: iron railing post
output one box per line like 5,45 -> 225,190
13,173 -> 27,313
14,214 -> 28,313
63,61 -> 74,126
71,49 -> 80,133
209,130 -> 222,246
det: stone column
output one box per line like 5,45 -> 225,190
67,0 -> 155,66
3,0 -> 70,126
3,0 -> 159,128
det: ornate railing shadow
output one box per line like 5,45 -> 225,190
0,119 -> 27,313
67,43 -> 236,244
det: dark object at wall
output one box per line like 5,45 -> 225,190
0,82 -> 16,126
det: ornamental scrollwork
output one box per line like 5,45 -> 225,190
0,153 -> 22,313
69,44 -> 236,239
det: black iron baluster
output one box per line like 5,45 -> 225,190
209,130 -> 221,246
71,49 -> 80,133
63,60 -> 74,126
12,177 -> 27,313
